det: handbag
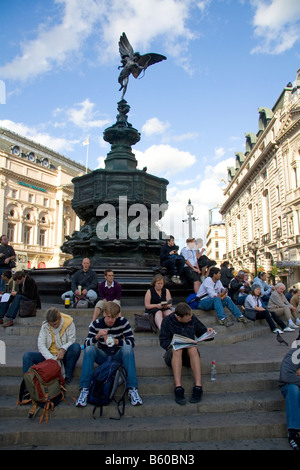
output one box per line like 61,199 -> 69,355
19,299 -> 37,317
134,314 -> 153,333
244,308 -> 256,321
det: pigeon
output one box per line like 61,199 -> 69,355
276,331 -> 288,346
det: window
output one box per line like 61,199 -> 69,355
24,226 -> 31,245
28,193 -> 34,203
39,229 -> 46,246
276,185 -> 280,203
7,223 -> 15,242
43,198 -> 49,207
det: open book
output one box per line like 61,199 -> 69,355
171,330 -> 216,350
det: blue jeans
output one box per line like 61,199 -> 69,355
22,342 -> 81,378
281,384 -> 300,431
198,296 -> 242,321
0,301 -> 10,318
161,256 -> 184,276
61,290 -> 98,302
80,344 -> 138,390
5,294 -> 28,320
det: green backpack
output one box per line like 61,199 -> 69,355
18,359 -> 67,423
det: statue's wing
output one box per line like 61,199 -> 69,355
132,53 -> 167,78
119,32 -> 134,58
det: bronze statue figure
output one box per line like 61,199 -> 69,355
118,32 -> 166,98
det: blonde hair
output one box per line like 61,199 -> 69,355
103,301 -> 121,318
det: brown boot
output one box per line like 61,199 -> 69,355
2,320 -> 14,328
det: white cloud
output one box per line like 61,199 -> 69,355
158,157 -> 233,242
0,0 -> 205,82
142,117 -> 170,136
0,119 -> 78,153
0,0 -> 101,81
135,144 -> 197,178
251,0 -> 300,54
65,99 -> 110,129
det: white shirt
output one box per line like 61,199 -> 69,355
244,294 -> 263,310
181,247 -> 198,268
197,277 -> 224,299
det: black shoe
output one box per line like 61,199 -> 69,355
289,432 -> 300,450
174,386 -> 186,405
65,377 -> 72,385
189,385 -> 203,403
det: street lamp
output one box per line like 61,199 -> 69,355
182,199 -> 197,238
250,239 -> 259,277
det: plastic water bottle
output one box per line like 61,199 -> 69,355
211,360 -> 217,381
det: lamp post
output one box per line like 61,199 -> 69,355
250,239 -> 259,277
182,199 -> 197,238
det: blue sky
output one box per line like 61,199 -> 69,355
1,0 -> 300,248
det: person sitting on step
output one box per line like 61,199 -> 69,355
61,258 -> 98,306
279,342 -> 300,450
180,238 -> 202,293
22,307 -> 81,384
144,274 -> 172,330
160,235 -> 184,284
244,284 -> 293,333
196,267 -> 248,327
76,302 -> 142,407
268,283 -> 299,330
92,269 -> 122,321
1,270 -> 41,328
159,302 -> 214,405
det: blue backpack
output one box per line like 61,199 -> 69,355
87,356 -> 127,419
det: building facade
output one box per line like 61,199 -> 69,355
0,127 -> 87,269
220,68 -> 300,287
206,222 -> 226,266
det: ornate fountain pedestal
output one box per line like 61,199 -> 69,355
61,100 -> 169,268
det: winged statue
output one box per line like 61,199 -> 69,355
118,32 -> 166,99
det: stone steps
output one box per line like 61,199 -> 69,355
0,301 -> 296,450
0,411 -> 287,449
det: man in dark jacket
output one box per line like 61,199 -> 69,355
279,343 -> 300,450
61,258 -> 98,305
1,270 -> 41,327
159,302 -> 214,405
160,236 -> 184,284
228,271 -> 251,305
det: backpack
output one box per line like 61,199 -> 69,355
74,295 -> 93,309
87,356 -> 127,419
186,293 -> 199,309
17,359 -> 68,424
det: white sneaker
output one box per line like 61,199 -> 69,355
296,318 -> 300,326
128,388 -> 143,406
273,328 -> 284,334
75,387 -> 89,407
289,321 -> 299,329
284,326 -> 294,332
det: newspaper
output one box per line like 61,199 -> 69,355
171,330 -> 216,350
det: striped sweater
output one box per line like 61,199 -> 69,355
84,316 -> 135,354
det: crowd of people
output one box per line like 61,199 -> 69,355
1,231 -> 300,449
